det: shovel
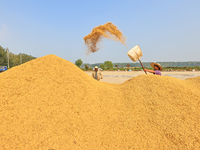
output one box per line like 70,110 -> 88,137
127,45 -> 147,74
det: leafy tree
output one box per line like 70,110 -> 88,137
0,46 -> 7,66
0,45 -> 36,68
115,65 -> 118,68
100,64 -> 105,70
75,59 -> 83,68
104,61 -> 113,69
85,64 -> 89,70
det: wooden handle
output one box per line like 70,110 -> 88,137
139,59 -> 147,74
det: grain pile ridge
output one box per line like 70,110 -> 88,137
0,55 -> 200,149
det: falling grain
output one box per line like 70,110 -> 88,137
83,22 -> 126,54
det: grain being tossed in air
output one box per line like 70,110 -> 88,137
0,55 -> 200,149
83,22 -> 126,54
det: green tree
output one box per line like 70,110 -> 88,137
85,64 -> 89,70
0,45 -> 36,68
0,46 -> 7,66
104,61 -> 113,69
100,64 -> 105,70
75,59 -> 83,68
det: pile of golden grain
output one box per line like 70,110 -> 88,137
0,55 -> 200,149
83,22 -> 126,54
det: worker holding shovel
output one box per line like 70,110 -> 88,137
127,45 -> 162,75
144,63 -> 163,75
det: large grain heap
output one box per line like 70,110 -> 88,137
83,22 -> 126,54
0,55 -> 200,149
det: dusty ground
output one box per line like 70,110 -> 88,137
85,71 -> 200,84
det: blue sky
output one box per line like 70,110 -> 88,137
0,0 -> 200,63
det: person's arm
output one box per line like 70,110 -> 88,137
99,72 -> 103,79
144,69 -> 155,73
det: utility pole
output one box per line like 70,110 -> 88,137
20,53 -> 22,64
6,48 -> 10,68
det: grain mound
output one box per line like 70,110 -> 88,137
83,22 -> 126,54
0,55 -> 200,149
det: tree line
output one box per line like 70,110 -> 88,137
75,59 -> 113,70
75,58 -> 200,71
0,45 -> 36,68
80,61 -> 200,68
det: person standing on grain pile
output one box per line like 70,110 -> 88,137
92,66 -> 103,81
144,63 -> 163,75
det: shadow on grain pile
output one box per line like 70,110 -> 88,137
0,55 -> 200,150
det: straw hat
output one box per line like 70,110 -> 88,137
95,66 -> 98,69
150,62 -> 163,71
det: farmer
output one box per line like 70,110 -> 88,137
144,63 -> 163,75
92,66 -> 103,81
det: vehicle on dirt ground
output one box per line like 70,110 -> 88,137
0,66 -> 8,73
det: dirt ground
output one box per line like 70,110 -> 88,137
85,71 -> 200,83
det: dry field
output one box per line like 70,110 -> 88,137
86,71 -> 200,83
